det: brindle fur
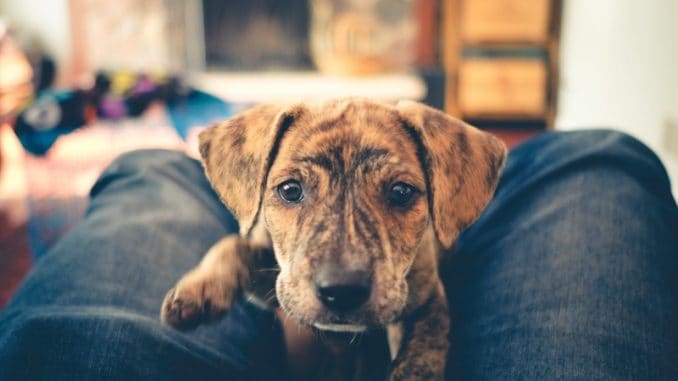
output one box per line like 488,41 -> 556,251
160,99 -> 507,380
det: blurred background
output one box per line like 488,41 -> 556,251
0,0 -> 676,306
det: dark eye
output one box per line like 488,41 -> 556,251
386,182 -> 418,208
277,180 -> 304,203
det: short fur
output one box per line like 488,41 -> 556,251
160,99 -> 507,380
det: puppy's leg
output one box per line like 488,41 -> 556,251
160,235 -> 277,330
388,281 -> 450,381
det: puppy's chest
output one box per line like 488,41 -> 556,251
280,316 -> 392,381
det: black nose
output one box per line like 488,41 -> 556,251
315,269 -> 371,312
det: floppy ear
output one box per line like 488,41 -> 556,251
396,100 -> 507,248
198,103 -> 306,235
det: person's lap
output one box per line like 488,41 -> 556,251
0,151 -> 287,380
444,130 -> 678,379
1,129 -> 676,380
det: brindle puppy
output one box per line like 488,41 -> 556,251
160,99 -> 506,380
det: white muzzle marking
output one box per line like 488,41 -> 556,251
313,322 -> 368,333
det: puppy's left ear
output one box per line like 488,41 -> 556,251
396,101 -> 507,248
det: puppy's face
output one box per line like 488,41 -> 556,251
265,102 -> 429,331
199,99 -> 507,333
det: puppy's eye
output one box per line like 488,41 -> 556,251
386,182 -> 418,208
277,180 -> 304,203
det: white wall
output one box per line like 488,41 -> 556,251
1,0 -> 71,83
557,0 -> 678,197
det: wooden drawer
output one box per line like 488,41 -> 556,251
458,58 -> 547,117
460,0 -> 551,43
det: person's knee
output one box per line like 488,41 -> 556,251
558,129 -> 660,163
509,129 -> 672,197
90,149 -> 203,198
554,129 -> 663,167
565,130 -> 671,193
105,149 -> 194,176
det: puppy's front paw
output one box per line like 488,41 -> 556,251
160,268 -> 237,330
388,362 -> 442,381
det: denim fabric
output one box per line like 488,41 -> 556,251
445,130 -> 678,380
1,130 -> 676,380
0,151 -> 286,381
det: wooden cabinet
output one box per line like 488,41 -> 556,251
459,59 -> 547,117
442,0 -> 561,129
460,0 -> 551,43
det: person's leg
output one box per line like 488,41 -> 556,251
0,150 -> 287,381
444,130 -> 678,380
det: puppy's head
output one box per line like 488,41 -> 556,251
199,99 -> 506,332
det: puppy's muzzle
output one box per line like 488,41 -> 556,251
314,267 -> 371,313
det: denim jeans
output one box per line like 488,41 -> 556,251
1,130 -> 676,380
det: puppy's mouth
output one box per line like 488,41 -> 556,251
282,305 -> 380,334
276,272 -> 405,333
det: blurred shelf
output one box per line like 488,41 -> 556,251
189,71 -> 427,104
465,118 -> 548,130
442,0 -> 562,129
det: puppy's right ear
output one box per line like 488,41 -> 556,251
199,104 -> 306,235
396,101 -> 507,248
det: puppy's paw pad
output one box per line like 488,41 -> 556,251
161,287 -> 206,330
160,274 -> 236,330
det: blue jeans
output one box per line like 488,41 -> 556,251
1,130 -> 676,380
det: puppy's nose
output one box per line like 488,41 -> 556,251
315,269 -> 371,312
